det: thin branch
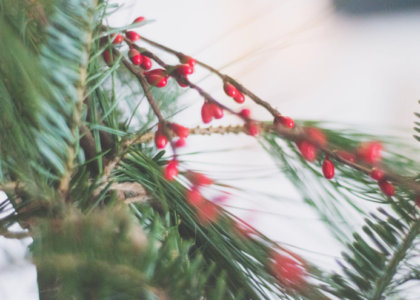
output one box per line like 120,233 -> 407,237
140,36 -> 280,117
370,221 -> 420,300
125,36 -> 420,195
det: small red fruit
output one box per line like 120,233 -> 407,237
128,49 -> 142,65
102,50 -> 112,66
201,102 -> 213,124
111,34 -> 124,44
272,254 -> 305,287
198,201 -> 219,224
186,187 -> 204,206
337,150 -> 355,163
370,169 -> 384,181
274,115 -> 295,129
223,82 -> 238,97
180,55 -> 196,67
358,142 -> 382,164
133,16 -> 145,23
187,172 -> 213,186
305,128 -> 327,147
141,56 -> 152,70
146,74 -> 167,87
175,64 -> 194,76
210,103 -> 224,119
245,122 -> 260,136
126,31 -> 141,42
233,92 -> 245,104
322,157 -> 335,180
239,108 -> 251,118
171,123 -> 189,138
378,179 -> 395,197
297,141 -> 317,162
164,160 -> 179,181
155,134 -> 168,149
175,138 -> 186,148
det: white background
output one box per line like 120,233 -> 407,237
1,0 -> 420,298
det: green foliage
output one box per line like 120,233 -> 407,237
325,207 -> 420,300
0,0 -> 95,195
2,0 -> 420,299
34,206 -> 225,300
114,149 -> 325,300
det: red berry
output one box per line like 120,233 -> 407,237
198,201 -> 219,224
378,179 -> 395,197
370,169 -> 384,181
187,172 -> 213,186
180,55 -> 196,67
201,102 -> 213,124
337,150 -> 355,163
305,128 -> 327,147
111,34 -> 124,44
210,103 -> 224,119
171,123 -> 189,138
126,31 -> 141,42
322,157 -> 335,180
274,115 -> 295,129
223,82 -> 238,97
146,74 -> 167,87
245,122 -> 259,136
175,64 -> 194,76
102,50 -> 111,66
272,254 -> 305,287
233,92 -> 245,104
128,49 -> 142,65
164,160 -> 179,181
297,141 -> 317,162
358,142 -> 382,164
175,138 -> 186,148
239,108 -> 251,118
133,16 -> 145,23
155,134 -> 168,149
186,186 -> 204,206
155,77 -> 167,88
141,56 -> 152,70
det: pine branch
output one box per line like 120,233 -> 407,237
58,0 -> 97,196
370,220 -> 420,300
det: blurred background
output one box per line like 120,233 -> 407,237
1,0 -> 420,298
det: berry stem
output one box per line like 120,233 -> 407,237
139,36 -> 281,117
100,26 -> 420,196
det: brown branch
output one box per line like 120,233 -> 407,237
129,37 -> 420,196
140,36 -> 280,117
99,27 -> 420,197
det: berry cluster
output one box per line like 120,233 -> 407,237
155,123 -> 189,151
224,82 -> 245,104
295,129 -> 396,197
271,252 -> 306,288
104,17 -> 408,219
201,102 -> 224,124
184,172 -> 220,224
